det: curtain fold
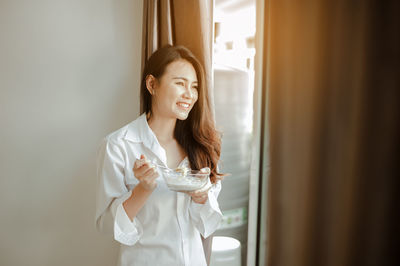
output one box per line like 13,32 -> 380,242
141,0 -> 174,67
261,0 -> 400,265
141,0 -> 214,264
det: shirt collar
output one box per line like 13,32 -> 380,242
124,113 -> 148,142
124,113 -> 168,164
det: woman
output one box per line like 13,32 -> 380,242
96,45 -> 224,266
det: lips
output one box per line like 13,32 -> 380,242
177,102 -> 190,108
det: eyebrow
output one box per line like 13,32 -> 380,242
172,77 -> 198,83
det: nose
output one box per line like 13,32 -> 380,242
183,85 -> 194,99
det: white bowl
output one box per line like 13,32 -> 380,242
161,168 -> 209,192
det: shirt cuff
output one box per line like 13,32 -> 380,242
114,202 -> 143,246
189,189 -> 223,238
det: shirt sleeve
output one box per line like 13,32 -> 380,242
189,178 -> 223,238
95,137 -> 143,246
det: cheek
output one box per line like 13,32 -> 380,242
161,88 -> 178,104
170,86 -> 183,98
191,88 -> 199,101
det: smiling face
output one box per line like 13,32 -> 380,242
147,59 -> 199,121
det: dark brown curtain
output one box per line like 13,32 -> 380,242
141,0 -> 214,264
259,0 -> 400,265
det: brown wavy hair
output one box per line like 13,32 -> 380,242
140,45 -> 223,184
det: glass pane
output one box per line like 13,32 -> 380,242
213,1 -> 256,265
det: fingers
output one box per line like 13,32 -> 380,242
134,155 -> 149,169
137,166 -> 158,182
191,185 -> 211,195
189,190 -> 209,204
143,168 -> 159,180
135,163 -> 156,177
133,155 -> 159,182
148,171 -> 159,181
188,188 -> 209,197
191,192 -> 208,199
139,171 -> 159,190
134,155 -> 153,172
133,155 -> 159,191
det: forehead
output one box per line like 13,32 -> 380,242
163,59 -> 198,82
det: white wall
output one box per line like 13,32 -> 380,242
0,1 -> 143,265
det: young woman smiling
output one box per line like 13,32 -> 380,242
96,45 -> 224,266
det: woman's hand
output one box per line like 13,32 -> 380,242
188,188 -> 210,204
187,167 -> 211,204
133,154 -> 159,191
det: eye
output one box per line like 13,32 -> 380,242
176,81 -> 185,86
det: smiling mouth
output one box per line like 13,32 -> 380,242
177,102 -> 190,109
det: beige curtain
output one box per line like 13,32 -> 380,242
141,0 -> 214,264
259,0 -> 400,265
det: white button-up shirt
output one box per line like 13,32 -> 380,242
95,113 -> 222,266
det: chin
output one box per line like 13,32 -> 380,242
177,114 -> 189,121
175,111 -> 190,121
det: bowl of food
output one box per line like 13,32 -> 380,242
160,166 -> 210,192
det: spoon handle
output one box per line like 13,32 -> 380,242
150,159 -> 171,170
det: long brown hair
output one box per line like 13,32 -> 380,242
140,45 -> 223,183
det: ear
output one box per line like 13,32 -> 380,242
145,75 -> 157,95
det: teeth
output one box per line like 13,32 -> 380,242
178,103 -> 189,108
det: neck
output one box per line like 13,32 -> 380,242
147,112 -> 177,143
